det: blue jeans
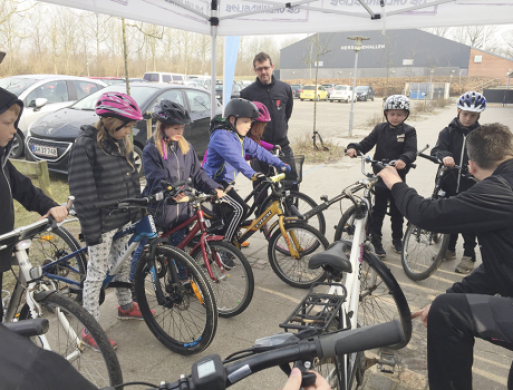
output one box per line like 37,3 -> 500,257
129,229 -> 186,282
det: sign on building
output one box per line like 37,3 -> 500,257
403,59 -> 414,66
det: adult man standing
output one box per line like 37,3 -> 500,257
240,52 -> 295,178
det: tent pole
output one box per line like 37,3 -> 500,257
210,0 -> 219,119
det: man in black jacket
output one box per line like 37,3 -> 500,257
240,52 -> 295,185
0,87 -> 68,319
378,123 -> 513,390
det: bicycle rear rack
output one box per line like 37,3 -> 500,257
280,282 -> 348,333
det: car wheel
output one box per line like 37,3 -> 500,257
372,97 -> 375,101
133,145 -> 144,178
316,95 -> 320,101
329,100 -> 333,103
300,98 -> 304,101
9,131 -> 24,159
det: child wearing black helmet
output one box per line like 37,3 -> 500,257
129,100 -> 224,281
430,91 -> 486,274
347,95 -> 417,257
204,98 -> 290,243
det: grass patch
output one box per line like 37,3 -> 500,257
365,112 -> 384,128
291,134 -> 346,164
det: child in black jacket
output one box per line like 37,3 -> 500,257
430,91 -> 486,274
347,95 -> 417,257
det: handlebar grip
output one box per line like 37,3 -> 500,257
418,153 -> 439,164
3,318 -> 49,337
316,320 -> 405,359
175,195 -> 193,204
410,163 -> 417,169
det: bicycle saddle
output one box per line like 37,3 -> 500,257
309,241 -> 352,273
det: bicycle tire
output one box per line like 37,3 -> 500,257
359,252 -> 412,350
268,222 -> 328,288
190,241 -> 254,318
19,292 -> 122,388
27,226 -> 87,300
259,191 -> 326,240
134,244 -> 218,355
333,205 -> 358,242
401,224 -> 450,281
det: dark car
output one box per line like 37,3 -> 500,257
355,86 -> 376,101
215,83 -> 242,103
290,84 -> 302,98
25,83 -> 222,177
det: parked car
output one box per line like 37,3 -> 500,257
89,77 -> 125,86
187,76 -> 212,89
143,72 -> 186,84
214,83 -> 242,103
355,85 -> 375,101
0,75 -> 107,158
25,83 -> 222,177
329,85 -> 355,103
322,83 -> 336,98
300,85 -> 328,101
239,80 -> 253,88
290,84 -> 302,98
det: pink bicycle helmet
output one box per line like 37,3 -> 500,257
252,101 -> 271,122
95,92 -> 144,122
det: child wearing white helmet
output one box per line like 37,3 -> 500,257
431,91 -> 486,274
347,94 -> 418,257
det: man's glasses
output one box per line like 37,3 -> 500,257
255,66 -> 271,72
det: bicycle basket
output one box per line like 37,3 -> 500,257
279,155 -> 305,186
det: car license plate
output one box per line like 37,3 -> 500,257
32,144 -> 58,157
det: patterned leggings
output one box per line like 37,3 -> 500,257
83,228 -> 132,321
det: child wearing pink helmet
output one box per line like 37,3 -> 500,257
68,91 -> 149,349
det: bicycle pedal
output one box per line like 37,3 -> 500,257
377,351 -> 397,373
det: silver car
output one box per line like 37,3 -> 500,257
0,75 -> 106,158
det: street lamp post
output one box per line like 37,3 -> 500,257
449,70 -> 455,98
507,69 -> 512,90
348,36 -> 369,136
428,67 -> 435,100
338,71 -> 342,85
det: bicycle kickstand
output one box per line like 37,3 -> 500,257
312,131 -> 329,151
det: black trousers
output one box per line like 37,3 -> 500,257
369,184 -> 404,242
428,293 -> 513,390
214,181 -> 248,241
250,144 -> 299,192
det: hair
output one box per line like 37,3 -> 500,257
466,123 -> 513,170
247,121 -> 266,145
253,52 -> 273,68
153,120 -> 190,157
94,117 -> 135,172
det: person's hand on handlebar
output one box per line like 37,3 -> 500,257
40,205 -> 68,223
442,156 -> 455,167
346,148 -> 357,158
394,159 -> 407,170
278,162 -> 291,174
282,368 -> 330,390
172,193 -> 186,202
377,166 -> 404,190
214,188 -> 225,199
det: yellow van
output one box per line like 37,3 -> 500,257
300,85 -> 328,101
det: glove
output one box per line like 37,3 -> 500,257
278,162 -> 291,174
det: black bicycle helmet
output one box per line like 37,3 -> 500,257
153,99 -> 193,125
223,98 -> 259,120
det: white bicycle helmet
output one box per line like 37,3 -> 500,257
384,95 -> 410,112
457,91 -> 486,113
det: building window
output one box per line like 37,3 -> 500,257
474,55 -> 483,63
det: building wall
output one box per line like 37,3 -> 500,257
468,48 -> 513,83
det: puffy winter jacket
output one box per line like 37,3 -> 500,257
142,137 -> 221,229
68,125 -> 140,246
392,159 -> 513,297
240,76 -> 293,147
347,122 -> 417,179
430,117 -> 480,194
203,128 -> 283,183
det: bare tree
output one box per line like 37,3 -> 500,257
451,25 -> 498,50
423,27 -> 450,38
85,13 -> 111,75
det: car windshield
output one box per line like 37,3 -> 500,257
303,86 -> 315,90
335,86 -> 348,90
72,85 -> 157,110
355,86 -> 368,91
0,77 -> 40,97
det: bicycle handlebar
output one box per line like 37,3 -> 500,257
128,320 -> 404,390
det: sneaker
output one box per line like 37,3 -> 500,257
392,240 -> 403,254
240,241 -> 250,248
455,256 -> 475,274
373,242 -> 386,258
219,252 -> 235,269
81,328 -> 117,352
444,250 -> 457,261
117,302 -> 154,320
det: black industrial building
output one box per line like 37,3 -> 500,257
280,29 -> 472,80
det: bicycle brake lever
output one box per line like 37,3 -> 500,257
293,361 -> 317,387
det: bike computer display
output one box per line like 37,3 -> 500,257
191,354 -> 225,390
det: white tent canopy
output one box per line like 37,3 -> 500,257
38,0 -> 513,115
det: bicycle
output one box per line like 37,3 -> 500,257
0,201 -> 123,388
158,187 -> 254,318
228,172 -> 330,289
300,154 -> 412,389
108,320 -> 405,390
401,148 -> 476,281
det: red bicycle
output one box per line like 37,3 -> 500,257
162,190 -> 254,317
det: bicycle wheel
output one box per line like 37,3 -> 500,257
333,205 -> 357,242
134,244 -> 218,355
259,191 -> 326,240
268,222 -> 329,288
19,292 -> 122,388
27,226 -> 87,299
358,252 -> 412,350
401,224 -> 450,281
190,241 -> 254,318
